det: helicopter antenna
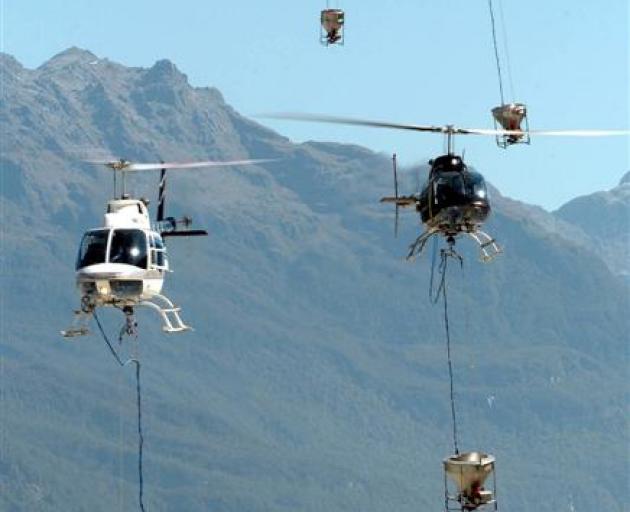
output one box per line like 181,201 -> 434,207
392,153 -> 400,237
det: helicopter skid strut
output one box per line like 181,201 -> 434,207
467,230 -> 502,262
407,229 -> 439,260
139,293 -> 192,333
61,309 -> 93,338
406,228 -> 501,262
61,293 -> 191,337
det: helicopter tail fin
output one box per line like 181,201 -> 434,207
157,166 -> 166,222
156,164 -> 208,238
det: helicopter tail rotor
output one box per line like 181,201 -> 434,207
380,152 -> 416,238
392,153 -> 400,237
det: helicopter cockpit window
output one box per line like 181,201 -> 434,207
434,173 -> 466,205
467,173 -> 488,200
76,229 -> 110,269
109,229 -> 148,269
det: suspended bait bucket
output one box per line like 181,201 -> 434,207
491,103 -> 530,148
444,451 -> 497,511
320,9 -> 345,46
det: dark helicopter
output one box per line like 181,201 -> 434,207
261,113 -> 629,262
382,150 -> 499,261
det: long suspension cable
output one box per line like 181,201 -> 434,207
498,0 -> 516,101
430,242 -> 462,455
487,0 -> 505,105
118,357 -> 125,511
94,311 -> 146,512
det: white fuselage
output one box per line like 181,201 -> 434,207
75,198 -> 168,306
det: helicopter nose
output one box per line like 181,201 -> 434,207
77,263 -> 143,279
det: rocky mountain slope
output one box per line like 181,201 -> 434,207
0,48 -> 627,512
555,172 -> 630,277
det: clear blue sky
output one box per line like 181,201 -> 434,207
1,0 -> 628,209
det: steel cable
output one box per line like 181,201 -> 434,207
94,311 -> 146,512
498,0 -> 516,101
488,0 -> 505,105
430,243 -> 463,455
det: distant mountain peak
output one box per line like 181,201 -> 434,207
555,170 -> 630,277
144,58 -> 188,84
0,52 -> 24,74
40,47 -> 99,69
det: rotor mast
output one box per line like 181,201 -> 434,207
446,126 -> 455,155
109,168 -> 130,198
121,169 -> 128,197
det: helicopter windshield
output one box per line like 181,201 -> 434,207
467,172 -> 488,200
434,172 -> 466,205
76,229 -> 110,269
109,229 -> 148,269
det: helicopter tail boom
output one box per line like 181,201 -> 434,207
155,166 -> 208,238
380,196 -> 416,206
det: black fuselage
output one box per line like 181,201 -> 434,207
417,154 -> 490,235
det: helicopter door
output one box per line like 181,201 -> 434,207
149,234 -> 169,272
108,229 -> 148,269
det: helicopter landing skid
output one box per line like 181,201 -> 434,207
138,293 -> 192,333
407,229 -> 439,260
61,293 -> 191,337
467,230 -> 502,262
61,309 -> 93,338
406,228 -> 501,262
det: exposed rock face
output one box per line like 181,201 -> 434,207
555,173 -> 630,277
0,49 -> 627,512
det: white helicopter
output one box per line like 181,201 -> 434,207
61,157 -> 272,337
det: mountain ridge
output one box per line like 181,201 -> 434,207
0,49 -> 627,512
554,170 -> 630,276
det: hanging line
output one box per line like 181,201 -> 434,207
487,0 -> 505,105
497,0 -> 516,101
429,238 -> 463,304
429,236 -> 440,302
94,311 -> 146,512
118,352 -> 125,512
429,240 -> 463,455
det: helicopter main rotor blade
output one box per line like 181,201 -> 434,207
262,113 -> 629,139
125,158 -> 276,171
85,158 -> 276,171
462,128 -> 630,137
260,113 -> 447,134
84,159 -> 124,166
524,129 -> 630,137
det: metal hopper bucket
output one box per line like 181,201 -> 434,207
320,9 -> 345,45
321,9 -> 344,31
444,451 -> 496,510
491,103 -> 530,148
